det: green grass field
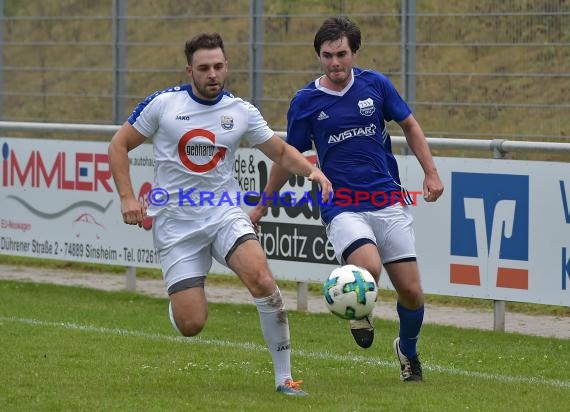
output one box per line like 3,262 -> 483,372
1,280 -> 568,412
2,255 -> 569,317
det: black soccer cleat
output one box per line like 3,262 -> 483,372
349,315 -> 374,348
393,337 -> 423,381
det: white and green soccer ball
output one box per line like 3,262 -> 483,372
323,264 -> 378,320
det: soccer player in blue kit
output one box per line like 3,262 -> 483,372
250,17 -> 444,381
109,32 -> 332,396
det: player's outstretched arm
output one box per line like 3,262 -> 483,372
256,135 -> 332,199
108,122 -> 147,226
252,135 -> 332,229
248,161 -> 290,233
398,115 -> 444,202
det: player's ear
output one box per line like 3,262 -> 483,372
185,65 -> 192,76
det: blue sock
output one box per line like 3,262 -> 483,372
397,301 -> 424,358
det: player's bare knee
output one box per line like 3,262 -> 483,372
177,318 -> 206,337
399,286 -> 424,308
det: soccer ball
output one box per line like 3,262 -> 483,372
322,264 -> 378,320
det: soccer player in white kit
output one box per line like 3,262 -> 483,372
108,32 -> 332,396
250,17 -> 444,382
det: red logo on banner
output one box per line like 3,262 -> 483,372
138,182 -> 153,230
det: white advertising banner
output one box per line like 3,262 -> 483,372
0,137 -> 568,306
0,138 -> 158,267
407,157 -> 569,306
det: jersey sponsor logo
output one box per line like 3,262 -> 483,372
358,98 -> 375,116
220,115 -> 234,130
317,111 -> 329,120
177,129 -> 227,173
450,172 -> 529,290
185,145 -> 216,157
327,123 -> 376,144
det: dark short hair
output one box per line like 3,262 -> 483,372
184,32 -> 226,64
313,16 -> 361,55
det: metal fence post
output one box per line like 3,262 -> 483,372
401,0 -> 416,111
126,266 -> 136,292
400,0 -> 416,156
112,0 -> 126,124
249,0 -> 264,110
492,139 -> 507,332
297,282 -> 309,312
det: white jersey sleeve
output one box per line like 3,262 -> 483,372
242,101 -> 274,147
129,91 -> 163,138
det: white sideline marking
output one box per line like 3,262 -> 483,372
3,316 -> 569,389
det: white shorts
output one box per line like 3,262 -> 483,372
325,205 -> 416,264
152,207 -> 256,291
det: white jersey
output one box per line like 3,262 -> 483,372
128,84 -> 273,219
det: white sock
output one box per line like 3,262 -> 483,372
168,301 -> 182,334
253,287 -> 292,388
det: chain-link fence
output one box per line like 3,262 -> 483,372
1,0 -> 569,142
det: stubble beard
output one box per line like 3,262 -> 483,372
192,74 -> 224,100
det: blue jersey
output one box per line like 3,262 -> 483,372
286,67 -> 414,224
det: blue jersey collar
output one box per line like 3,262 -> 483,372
187,86 -> 225,105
